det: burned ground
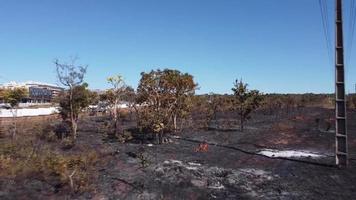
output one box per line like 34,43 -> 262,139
1,107 -> 356,199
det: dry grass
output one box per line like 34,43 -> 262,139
0,118 -> 100,195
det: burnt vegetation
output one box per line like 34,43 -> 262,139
1,66 -> 356,199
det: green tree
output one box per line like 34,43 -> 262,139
161,69 -> 197,131
88,91 -> 100,105
121,86 -> 136,119
57,83 -> 91,140
107,75 -> 127,135
3,88 -> 28,138
136,69 -> 197,143
58,83 -> 90,124
232,79 -> 263,132
55,57 -> 87,139
0,89 -> 5,101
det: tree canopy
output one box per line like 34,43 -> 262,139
136,69 -> 198,143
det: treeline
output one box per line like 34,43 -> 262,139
50,58 -> 266,143
2,58 -> 356,144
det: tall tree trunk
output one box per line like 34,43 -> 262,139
173,114 -> 177,132
12,108 -> 17,140
156,133 -> 160,144
159,131 -> 163,144
69,87 -> 77,139
114,99 -> 119,135
240,108 -> 244,132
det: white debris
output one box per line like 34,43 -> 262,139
0,107 -> 59,118
172,135 -> 181,139
208,184 -> 225,190
258,149 -> 324,158
188,162 -> 202,166
164,160 -> 183,165
185,166 -> 198,170
147,144 -> 154,147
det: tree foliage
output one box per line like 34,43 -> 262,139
88,91 -> 100,105
231,79 -> 263,132
55,57 -> 87,88
0,89 -> 5,101
55,57 -> 87,139
136,69 -> 197,143
58,83 -> 91,122
2,88 -> 29,139
3,88 -> 28,108
106,75 -> 127,135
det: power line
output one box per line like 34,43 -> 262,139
318,0 -> 333,66
346,0 -> 353,63
346,0 -> 356,65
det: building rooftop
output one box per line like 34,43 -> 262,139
0,81 -> 63,89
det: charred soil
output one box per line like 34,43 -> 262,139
1,107 -> 356,199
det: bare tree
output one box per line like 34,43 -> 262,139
54,57 -> 87,139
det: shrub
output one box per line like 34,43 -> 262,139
34,123 -> 58,142
0,135 -> 98,194
117,130 -> 133,143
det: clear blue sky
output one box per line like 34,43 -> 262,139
0,0 -> 355,94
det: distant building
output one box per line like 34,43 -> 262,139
0,81 -> 64,103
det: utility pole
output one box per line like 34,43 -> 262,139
335,0 -> 348,167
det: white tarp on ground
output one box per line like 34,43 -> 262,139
258,149 -> 324,158
0,107 -> 59,118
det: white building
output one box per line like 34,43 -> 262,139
0,81 -> 64,103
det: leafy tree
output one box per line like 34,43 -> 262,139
4,88 -> 28,108
136,69 -> 197,143
58,83 -> 90,123
55,57 -> 87,139
3,88 -> 28,138
57,84 -> 91,139
231,79 -> 263,132
107,75 -> 127,135
88,91 -> 100,105
121,86 -> 136,119
0,89 -> 5,101
161,70 -> 197,131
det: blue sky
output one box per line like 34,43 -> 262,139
0,0 -> 355,94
